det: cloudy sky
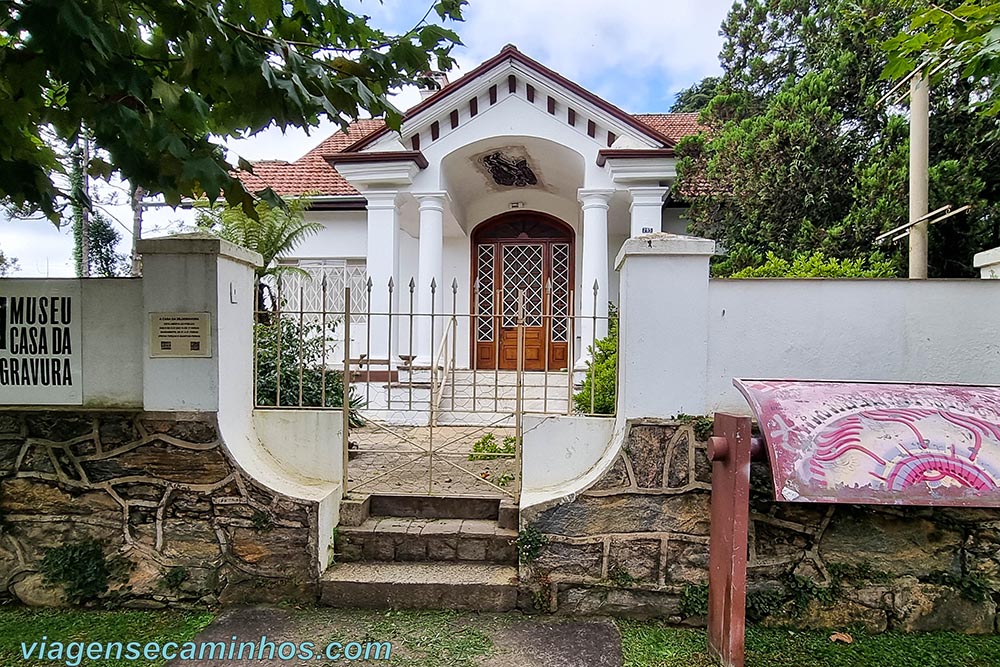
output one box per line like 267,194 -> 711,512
2,0 -> 732,277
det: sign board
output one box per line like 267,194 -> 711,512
149,312 -> 212,358
0,281 -> 83,404
734,379 -> 1000,507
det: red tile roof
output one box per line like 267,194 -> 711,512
236,119 -> 383,197
634,114 -> 714,200
238,114 -> 703,198
633,113 -> 705,142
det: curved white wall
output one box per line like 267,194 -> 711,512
520,414 -> 620,510
138,235 -> 344,573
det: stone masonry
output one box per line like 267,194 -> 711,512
0,411 -> 319,608
521,419 -> 1000,633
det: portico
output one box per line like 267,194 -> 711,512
241,45 -> 696,371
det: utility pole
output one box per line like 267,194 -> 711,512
908,73 -> 929,279
130,185 -> 144,276
80,133 -> 91,278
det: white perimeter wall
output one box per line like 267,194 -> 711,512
82,279 -> 144,407
615,234 -> 1000,419
0,278 -> 145,407
705,279 -> 1000,413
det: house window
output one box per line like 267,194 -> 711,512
278,259 -> 368,323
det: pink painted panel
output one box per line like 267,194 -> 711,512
733,379 -> 1000,507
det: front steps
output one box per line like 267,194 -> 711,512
320,562 -> 518,611
320,494 -> 519,611
355,370 -> 572,424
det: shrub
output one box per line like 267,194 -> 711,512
40,541 -> 116,605
573,303 -> 618,415
727,251 -> 898,278
468,432 -> 517,461
254,316 -> 365,426
676,414 -> 714,441
515,525 -> 548,564
680,583 -> 710,617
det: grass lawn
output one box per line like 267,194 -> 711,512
3,607 -> 1000,667
619,622 -> 1000,667
0,607 -> 214,667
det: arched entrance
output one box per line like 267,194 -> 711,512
472,212 -> 574,371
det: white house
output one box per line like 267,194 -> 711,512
240,45 -> 700,373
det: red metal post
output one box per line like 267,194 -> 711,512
707,413 -> 753,667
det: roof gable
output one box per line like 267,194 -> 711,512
233,49 -> 707,198
347,45 -> 678,154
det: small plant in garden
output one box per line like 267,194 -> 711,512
515,525 -> 548,564
531,587 -> 552,613
160,567 -> 189,591
785,573 -> 839,612
254,317 -> 365,426
676,413 -> 715,441
495,472 -> 516,488
468,432 -> 517,461
927,570 -> 995,603
250,510 -> 274,533
746,587 -> 787,622
40,540 -> 124,606
607,564 -> 637,588
680,583 -> 710,617
573,303 -> 618,415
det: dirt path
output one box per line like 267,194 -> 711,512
170,607 -> 623,667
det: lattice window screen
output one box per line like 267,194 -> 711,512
277,259 -> 368,323
550,243 -> 570,342
476,244 -> 495,342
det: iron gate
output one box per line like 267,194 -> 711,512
252,273 -> 616,500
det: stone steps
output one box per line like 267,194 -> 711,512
336,516 -> 518,564
319,562 -> 518,611
399,369 -> 570,387
339,494 -> 517,527
322,494 -> 520,611
367,493 -> 511,522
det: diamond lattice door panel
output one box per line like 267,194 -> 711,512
472,213 -> 574,371
499,244 -> 544,371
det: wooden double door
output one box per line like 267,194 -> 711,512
472,213 -> 574,371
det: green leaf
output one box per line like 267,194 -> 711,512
0,0 -> 463,218
151,78 -> 183,110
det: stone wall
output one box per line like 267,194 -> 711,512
520,419 -> 1000,633
0,411 -> 319,608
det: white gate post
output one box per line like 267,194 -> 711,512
615,234 -> 715,420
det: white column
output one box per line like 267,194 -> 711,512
628,186 -> 669,237
576,189 -> 614,369
414,192 -> 448,365
364,190 -> 400,365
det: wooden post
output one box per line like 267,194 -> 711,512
707,413 -> 753,667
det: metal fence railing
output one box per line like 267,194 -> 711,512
252,275 -> 618,499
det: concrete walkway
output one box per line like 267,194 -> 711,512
171,607 -> 623,667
